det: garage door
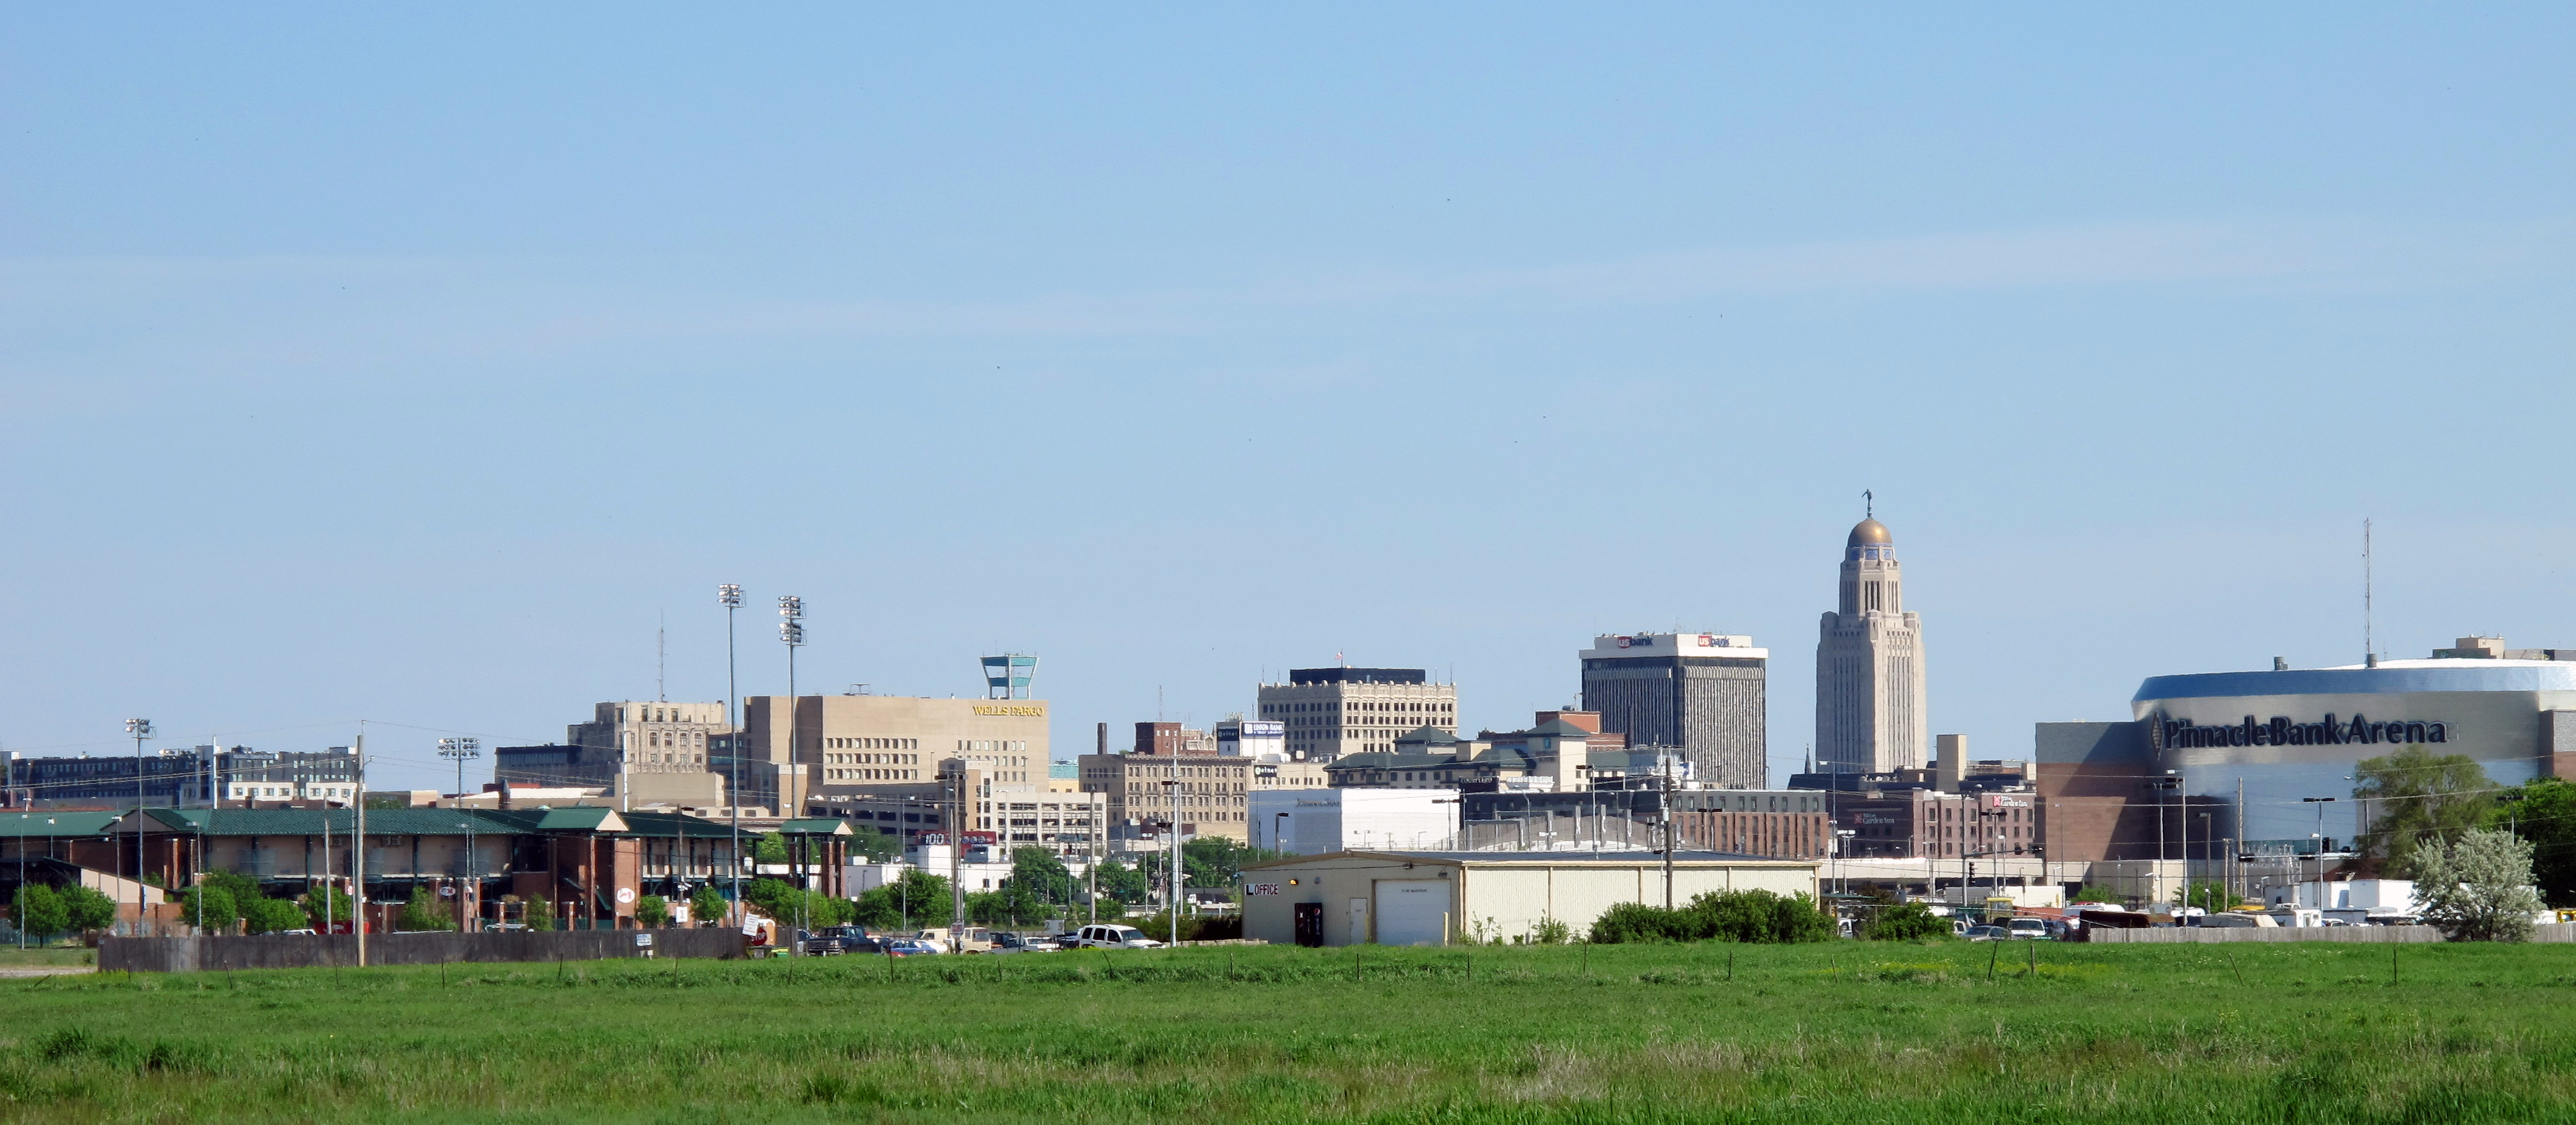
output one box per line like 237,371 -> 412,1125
1373,880 -> 1449,946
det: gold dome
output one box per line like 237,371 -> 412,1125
1847,518 -> 1892,549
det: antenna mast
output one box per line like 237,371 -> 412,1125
2363,518 -> 2375,668
658,612 -> 667,701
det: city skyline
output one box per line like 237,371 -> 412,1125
4,8 -> 2570,795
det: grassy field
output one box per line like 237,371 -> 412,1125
5,939 -> 2576,1124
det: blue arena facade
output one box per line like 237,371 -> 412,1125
2129,659 -> 2576,848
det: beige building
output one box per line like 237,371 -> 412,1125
732,694 -> 1049,814
1241,850 -> 1820,946
1256,667 -> 1459,760
1816,517 -> 1929,775
1077,735 -> 1332,845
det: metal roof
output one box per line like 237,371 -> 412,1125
0,810 -> 123,838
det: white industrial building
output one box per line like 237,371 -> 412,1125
1240,849 -> 1819,947
1251,787 -> 1462,854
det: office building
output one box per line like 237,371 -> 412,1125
1256,667 -> 1458,759
496,701 -> 729,807
1815,516 -> 1929,775
215,746 -> 359,805
1580,633 -> 1767,788
5,747 -> 213,808
1251,787 -> 1462,854
1216,718 -> 1285,758
729,693 -> 1049,815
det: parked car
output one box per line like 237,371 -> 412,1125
1070,923 -> 1163,949
991,931 -> 1055,953
1961,924 -> 2012,941
2005,917 -> 2053,940
795,929 -> 845,956
884,939 -> 940,956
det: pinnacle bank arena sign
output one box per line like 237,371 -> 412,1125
2149,713 -> 2451,752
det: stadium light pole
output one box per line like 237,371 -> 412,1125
777,595 -> 804,956
2303,797 -> 2338,900
440,737 -> 482,931
126,718 -> 153,936
719,584 -> 744,926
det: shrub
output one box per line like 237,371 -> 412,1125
636,894 -> 670,928
1862,902 -> 1950,941
1590,891 -> 1835,944
526,894 -> 556,931
2070,884 -> 2122,904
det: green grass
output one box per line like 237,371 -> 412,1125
4,940 -> 2576,1123
0,947 -> 94,968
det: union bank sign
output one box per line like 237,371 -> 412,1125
2151,713 -> 2450,751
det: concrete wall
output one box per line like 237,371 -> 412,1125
101,927 -> 749,972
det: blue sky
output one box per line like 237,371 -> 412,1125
4,6 -> 2570,792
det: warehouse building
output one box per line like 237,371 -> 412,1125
1240,849 -> 1818,947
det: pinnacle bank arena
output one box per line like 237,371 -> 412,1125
2038,641 -> 2576,858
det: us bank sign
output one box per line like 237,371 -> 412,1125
2149,713 -> 2451,751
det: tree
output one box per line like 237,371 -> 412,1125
13,884 -> 67,943
301,885 -> 354,931
1092,859 -> 1148,907
635,894 -> 670,928
61,884 -> 117,935
180,885 -> 239,934
2070,885 -> 2122,904
2491,778 -> 2576,907
2179,879 -> 2234,914
752,833 -> 789,865
848,826 -> 901,863
2415,828 -> 2544,942
399,886 -> 457,931
525,893 -> 556,931
851,869 -> 950,931
2354,744 -> 2496,876
241,897 -> 307,934
1863,902 -> 1950,941
690,885 -> 729,927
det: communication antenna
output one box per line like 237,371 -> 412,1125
657,610 -> 667,701
2363,518 -> 2376,669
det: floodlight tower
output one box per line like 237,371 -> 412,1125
126,718 -> 153,936
439,737 -> 482,931
719,583 -> 744,921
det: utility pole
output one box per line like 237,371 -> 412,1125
441,737 -> 483,932
949,770 -> 966,951
1660,756 -> 1676,910
125,718 -> 152,937
719,584 -> 743,927
353,727 -> 368,967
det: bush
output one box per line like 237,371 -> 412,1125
1862,902 -> 1950,941
2070,884 -> 2122,904
526,894 -> 556,931
2417,828 -> 2545,942
635,894 -> 670,928
1590,891 -> 1835,944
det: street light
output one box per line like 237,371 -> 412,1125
126,718 -> 153,936
2302,797 -> 2338,899
1159,777 -> 1183,947
719,583 -> 744,926
1272,811 -> 1291,856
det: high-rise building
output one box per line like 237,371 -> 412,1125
1815,516 -> 1928,775
1256,667 -> 1458,759
730,693 -> 1049,815
1578,633 -> 1769,788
